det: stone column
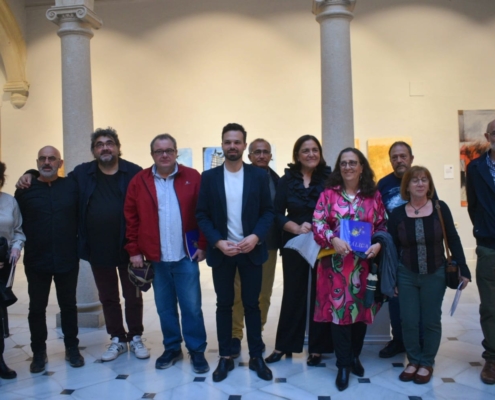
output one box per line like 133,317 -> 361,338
313,0 -> 390,344
313,0 -> 356,167
47,0 -> 104,328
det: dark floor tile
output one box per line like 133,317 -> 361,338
208,349 -> 218,353
228,396 -> 241,400
116,374 -> 129,380
60,389 -> 75,395
447,337 -> 458,341
238,362 -> 249,367
409,397 -> 422,400
42,371 -> 55,376
470,362 -> 482,367
94,359 -> 103,363
358,378 -> 370,383
193,377 -> 206,382
78,346 -> 86,350
392,362 -> 404,368
26,357 -> 33,362
275,378 -> 287,383
142,394 -> 156,399
318,397 -> 331,400
315,363 -> 326,367
13,344 -> 24,349
442,378 -> 455,383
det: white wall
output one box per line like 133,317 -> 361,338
2,0 -> 495,257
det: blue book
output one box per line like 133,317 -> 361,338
185,230 -> 200,261
340,220 -> 372,252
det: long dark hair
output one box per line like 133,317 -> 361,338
291,135 -> 327,171
327,147 -> 376,198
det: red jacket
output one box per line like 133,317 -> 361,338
124,164 -> 207,262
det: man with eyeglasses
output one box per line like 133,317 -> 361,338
124,134 -> 209,374
17,128 -> 148,362
231,139 -> 279,358
376,141 -> 414,358
466,120 -> 495,385
15,146 -> 84,373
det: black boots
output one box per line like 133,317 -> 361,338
0,355 -> 16,379
336,366 -> 351,391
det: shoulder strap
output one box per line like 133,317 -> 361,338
435,200 -> 451,262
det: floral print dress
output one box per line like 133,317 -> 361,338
312,187 -> 387,325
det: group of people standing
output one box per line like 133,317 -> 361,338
0,121 -> 493,393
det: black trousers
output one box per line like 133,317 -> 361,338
25,266 -> 79,353
275,248 -> 333,353
212,254 -> 263,358
0,305 -> 6,354
331,321 -> 367,368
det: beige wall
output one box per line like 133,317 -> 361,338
2,0 -> 495,258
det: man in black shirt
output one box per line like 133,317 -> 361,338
15,146 -> 84,373
17,128 -> 146,363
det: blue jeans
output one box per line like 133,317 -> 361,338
152,257 -> 207,352
398,264 -> 445,367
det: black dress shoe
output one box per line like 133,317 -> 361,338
30,351 -> 48,373
351,356 -> 364,377
307,354 -> 322,367
378,340 -> 405,358
212,357 -> 234,382
336,367 -> 351,391
264,351 -> 292,364
0,356 -> 16,379
249,357 -> 273,381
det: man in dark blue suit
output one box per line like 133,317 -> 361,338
467,119 -> 495,385
196,123 -> 274,382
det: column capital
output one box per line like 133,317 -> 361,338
46,4 -> 102,31
313,0 -> 356,20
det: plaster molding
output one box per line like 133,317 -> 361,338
46,5 -> 102,30
0,0 -> 29,108
313,0 -> 356,20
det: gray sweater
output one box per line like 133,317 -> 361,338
0,192 -> 25,251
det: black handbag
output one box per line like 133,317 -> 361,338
435,201 -> 460,289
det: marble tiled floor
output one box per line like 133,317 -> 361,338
1,259 -> 493,400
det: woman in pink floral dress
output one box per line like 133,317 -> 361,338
312,148 -> 386,391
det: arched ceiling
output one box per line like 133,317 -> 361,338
0,0 -> 29,108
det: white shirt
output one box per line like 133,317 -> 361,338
153,164 -> 186,262
224,165 -> 244,243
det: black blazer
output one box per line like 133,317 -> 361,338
466,152 -> 495,250
196,163 -> 274,267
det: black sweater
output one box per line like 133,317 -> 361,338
388,200 -> 471,280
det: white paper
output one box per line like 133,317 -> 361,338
284,232 -> 321,268
450,281 -> 464,316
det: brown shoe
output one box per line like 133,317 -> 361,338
399,363 -> 418,382
413,366 -> 433,384
481,360 -> 495,385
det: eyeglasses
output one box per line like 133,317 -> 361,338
94,140 -> 116,149
251,150 -> 271,156
152,149 -> 176,156
340,160 -> 359,168
411,178 -> 429,185
37,156 -> 59,163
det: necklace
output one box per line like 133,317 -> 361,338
409,200 -> 429,215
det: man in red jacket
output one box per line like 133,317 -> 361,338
124,133 -> 209,374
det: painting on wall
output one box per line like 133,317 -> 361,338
203,147 -> 224,171
178,148 -> 193,168
458,110 -> 494,206
367,137 -> 412,181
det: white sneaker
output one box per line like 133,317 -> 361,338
101,337 -> 128,361
130,335 -> 150,359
